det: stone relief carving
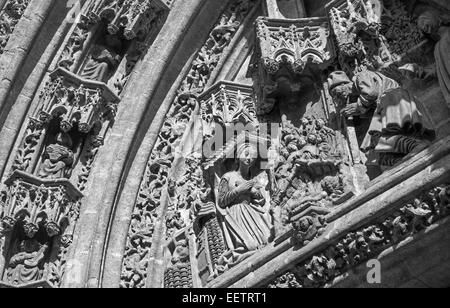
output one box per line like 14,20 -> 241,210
268,184 -> 450,288
164,238 -> 193,288
88,0 -> 172,40
253,16 -> 336,115
328,69 -> 436,169
0,172 -> 82,287
79,35 -> 123,83
215,143 -> 274,272
0,0 -> 31,54
120,0 -> 257,288
415,8 -> 450,106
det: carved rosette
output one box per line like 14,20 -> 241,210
34,68 -> 120,134
88,0 -> 173,40
255,16 -> 336,75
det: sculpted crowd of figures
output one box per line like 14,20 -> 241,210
0,0 -> 449,289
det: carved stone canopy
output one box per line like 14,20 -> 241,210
255,16 -> 336,76
88,0 -> 174,40
1,171 -> 83,239
199,81 -> 258,129
35,68 -> 120,134
326,0 -> 383,58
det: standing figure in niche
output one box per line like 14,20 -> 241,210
38,132 -> 74,179
416,10 -> 450,106
328,70 -> 435,168
6,239 -> 48,286
216,143 -> 274,270
80,34 -> 122,83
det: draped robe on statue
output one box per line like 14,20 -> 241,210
216,171 -> 273,269
357,71 -> 435,163
435,26 -> 450,105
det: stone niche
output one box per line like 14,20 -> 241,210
251,15 -> 336,124
58,0 -> 173,95
0,171 -> 82,288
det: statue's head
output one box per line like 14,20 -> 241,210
328,71 -> 353,102
417,10 -> 440,35
56,132 -> 73,148
237,143 -> 258,169
105,34 -> 123,50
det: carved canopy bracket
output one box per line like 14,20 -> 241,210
88,0 -> 173,40
34,68 -> 120,134
199,81 -> 258,139
1,171 -> 83,239
255,16 -> 336,75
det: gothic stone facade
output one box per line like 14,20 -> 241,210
0,0 -> 449,288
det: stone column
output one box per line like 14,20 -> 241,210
0,0 -> 86,183
61,0 -> 212,288
0,0 -> 57,123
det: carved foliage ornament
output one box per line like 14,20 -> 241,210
120,0 -> 257,288
269,185 -> 450,288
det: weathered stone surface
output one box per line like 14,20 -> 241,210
0,0 -> 449,289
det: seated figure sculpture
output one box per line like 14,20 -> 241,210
216,143 -> 274,272
38,132 -> 74,179
328,70 -> 435,169
79,34 -> 122,83
6,239 -> 48,286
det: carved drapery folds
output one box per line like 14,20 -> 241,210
0,171 -> 82,288
0,0 -> 31,54
256,17 -> 335,75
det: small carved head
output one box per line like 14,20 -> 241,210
237,143 -> 258,169
417,10 -> 440,35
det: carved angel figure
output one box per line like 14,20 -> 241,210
217,143 -> 274,268
6,239 -> 48,286
38,133 -> 74,179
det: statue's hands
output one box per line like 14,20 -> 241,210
423,65 -> 437,80
237,180 -> 256,194
341,103 -> 362,117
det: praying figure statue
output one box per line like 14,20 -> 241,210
416,9 -> 450,106
328,70 -> 435,168
6,239 -> 48,286
38,132 -> 74,179
216,143 -> 274,271
79,35 -> 122,83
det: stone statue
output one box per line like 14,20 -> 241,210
6,239 -> 49,286
416,10 -> 450,105
216,143 -> 274,269
329,70 -> 435,168
170,239 -> 190,267
38,132 -> 74,179
79,35 -> 122,83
